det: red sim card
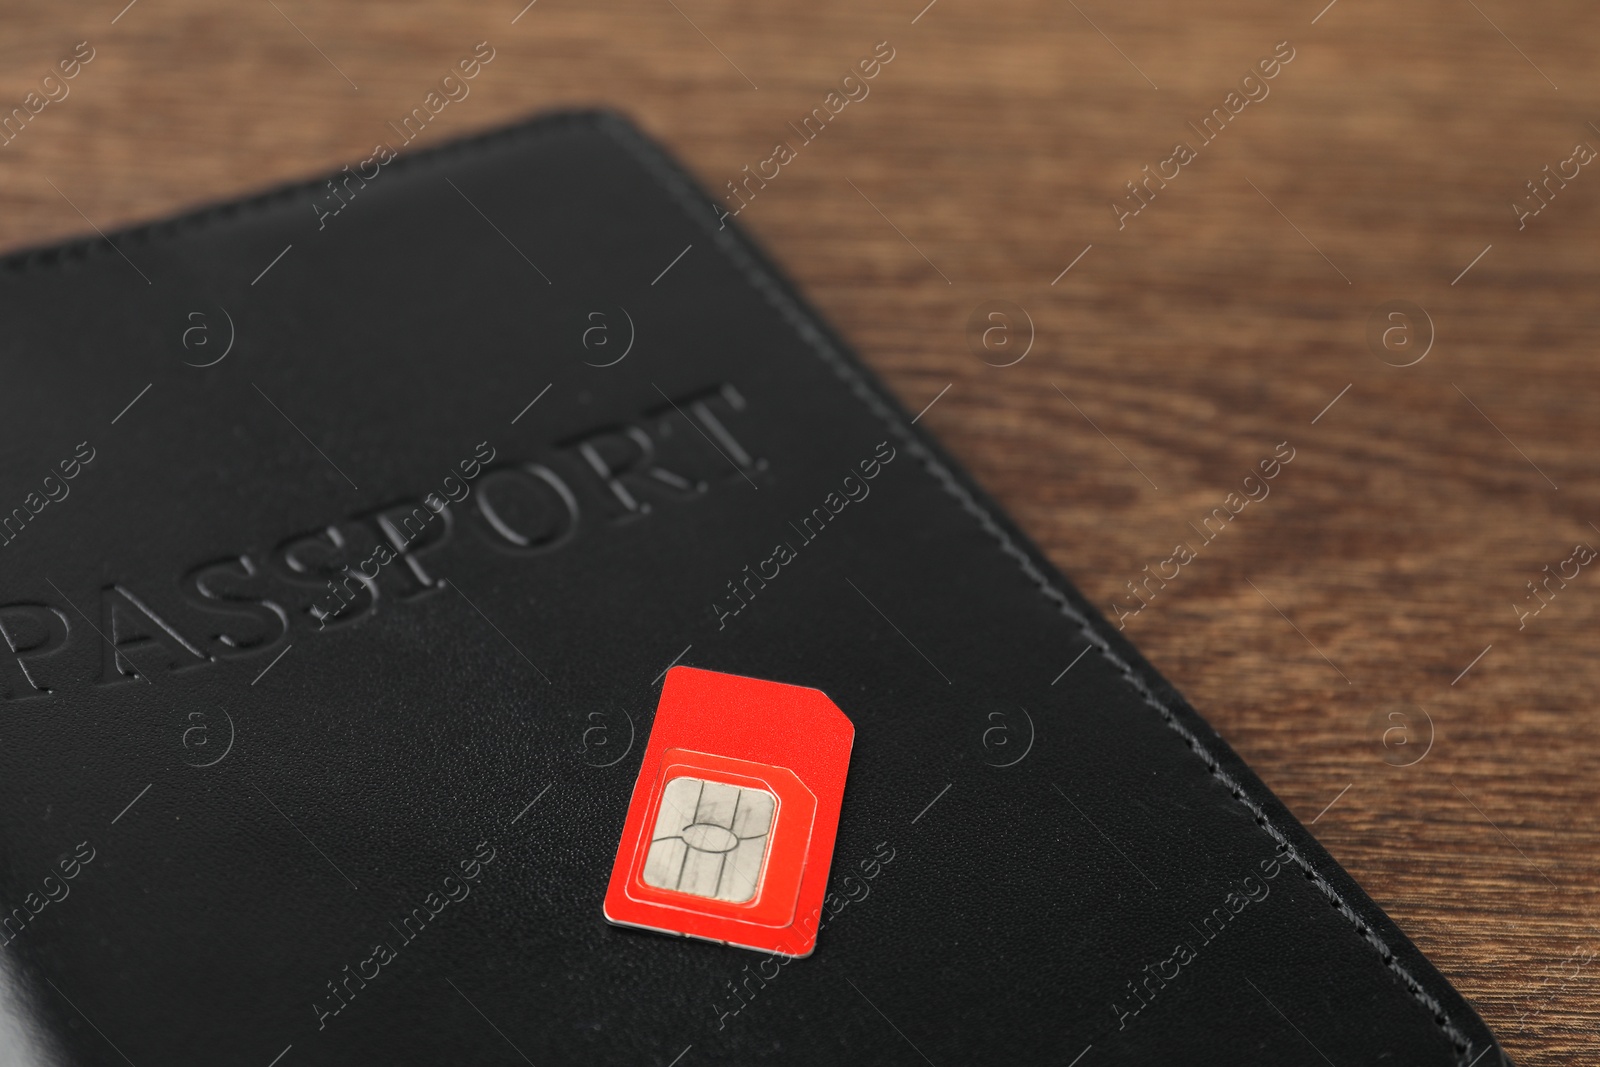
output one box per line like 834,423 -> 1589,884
603,666 -> 854,957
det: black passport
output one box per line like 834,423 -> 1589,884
0,111 -> 1504,1066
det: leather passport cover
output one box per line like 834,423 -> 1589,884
0,110 -> 1504,1066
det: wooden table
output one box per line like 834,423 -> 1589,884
4,0 -> 1596,1061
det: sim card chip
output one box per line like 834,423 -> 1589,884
642,777 -> 775,904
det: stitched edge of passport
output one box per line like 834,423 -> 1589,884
0,111 -> 610,274
585,115 -> 1485,1065
0,108 -> 1487,1065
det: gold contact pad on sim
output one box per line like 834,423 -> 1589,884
641,777 -> 776,904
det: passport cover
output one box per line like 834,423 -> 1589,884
0,110 -> 1505,1066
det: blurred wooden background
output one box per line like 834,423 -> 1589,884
3,0 -> 1597,1061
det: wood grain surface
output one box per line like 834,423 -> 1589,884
3,0 -> 1597,1061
